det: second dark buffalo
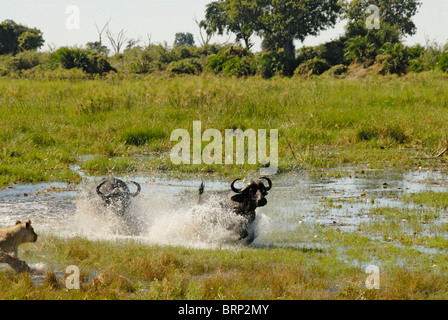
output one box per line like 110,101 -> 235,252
96,177 -> 141,217
198,177 -> 272,244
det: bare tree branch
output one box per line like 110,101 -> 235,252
95,17 -> 111,45
193,16 -> 212,46
145,33 -> 152,48
106,27 -> 129,55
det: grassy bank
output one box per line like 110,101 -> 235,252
1,73 -> 448,188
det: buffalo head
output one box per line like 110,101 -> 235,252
96,177 -> 141,216
230,177 -> 272,210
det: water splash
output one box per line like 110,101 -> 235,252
68,188 -> 267,248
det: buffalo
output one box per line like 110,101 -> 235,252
96,177 -> 141,217
198,177 -> 272,244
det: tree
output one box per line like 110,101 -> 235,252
342,0 -> 421,64
201,0 -> 342,61
0,20 -> 44,54
17,30 -> 44,52
344,0 -> 422,38
201,0 -> 259,50
256,0 -> 342,60
174,32 -> 195,47
85,41 -> 110,55
95,18 -> 111,46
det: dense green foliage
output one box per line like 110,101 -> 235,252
201,0 -> 341,72
49,47 -> 116,75
0,0 -> 437,78
295,58 -> 330,76
173,32 -> 195,47
344,0 -> 422,38
0,20 -> 44,54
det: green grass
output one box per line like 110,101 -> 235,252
1,73 -> 448,188
403,191 -> 448,209
122,127 -> 168,146
82,156 -> 138,174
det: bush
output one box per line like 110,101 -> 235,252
296,47 -> 319,65
405,42 -> 443,73
255,49 -> 292,78
408,59 -> 425,73
437,52 -> 448,73
167,58 -> 202,75
122,44 -> 185,74
407,44 -> 425,60
117,44 -> 220,74
207,46 -> 255,77
50,47 -> 88,69
85,51 -> 117,75
50,47 -> 116,75
130,43 -> 179,71
223,56 -> 255,77
8,50 -> 47,71
377,42 -> 409,75
345,21 -> 400,50
314,39 -> 347,66
294,58 -> 330,76
121,47 -> 156,74
328,64 -> 349,77
344,35 -> 377,64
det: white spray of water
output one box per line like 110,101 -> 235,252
66,188 -> 270,249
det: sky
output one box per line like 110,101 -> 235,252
1,0 -> 448,52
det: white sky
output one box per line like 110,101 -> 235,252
1,0 -> 448,52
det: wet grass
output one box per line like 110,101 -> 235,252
2,73 -> 448,188
403,191 -> 448,209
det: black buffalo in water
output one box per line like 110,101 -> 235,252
198,177 -> 272,244
96,177 -> 141,216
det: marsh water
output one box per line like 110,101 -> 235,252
1,167 -> 448,249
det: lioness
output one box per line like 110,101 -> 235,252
0,220 -> 38,257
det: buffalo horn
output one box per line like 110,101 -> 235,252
130,181 -> 141,197
260,176 -> 272,191
231,179 -> 243,193
96,180 -> 108,199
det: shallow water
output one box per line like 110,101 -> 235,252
1,167 -> 448,250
